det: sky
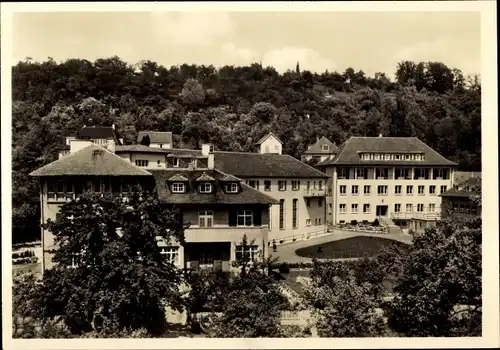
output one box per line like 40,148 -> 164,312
12,10 -> 481,78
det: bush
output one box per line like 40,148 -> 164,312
372,218 -> 380,226
278,263 -> 290,274
350,220 -> 358,226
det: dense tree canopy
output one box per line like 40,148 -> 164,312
12,57 -> 481,243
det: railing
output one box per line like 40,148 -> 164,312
391,212 -> 441,221
303,188 -> 327,197
269,228 -> 332,246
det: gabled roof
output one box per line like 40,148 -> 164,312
304,136 -> 339,155
317,137 -> 458,166
195,172 -> 215,181
168,174 -> 189,182
137,131 -> 173,145
256,132 -> 282,145
29,144 -> 152,177
213,151 -> 328,178
221,174 -> 242,182
150,169 -> 279,205
77,126 -> 117,140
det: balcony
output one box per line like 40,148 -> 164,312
184,225 -> 268,243
303,188 -> 327,197
391,212 -> 441,221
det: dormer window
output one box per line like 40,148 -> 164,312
415,154 -> 421,160
405,154 -> 411,160
384,154 -> 391,160
199,183 -> 212,193
322,144 -> 329,151
374,154 -> 380,160
395,154 -> 401,160
225,183 -> 239,193
362,153 -> 370,160
171,183 -> 186,193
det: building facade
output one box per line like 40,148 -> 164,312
57,125 -> 123,159
137,131 -> 173,149
440,175 -> 481,222
316,136 -> 457,232
302,136 -> 339,165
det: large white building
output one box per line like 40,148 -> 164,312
315,136 -> 457,232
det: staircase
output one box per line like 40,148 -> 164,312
377,216 -> 402,235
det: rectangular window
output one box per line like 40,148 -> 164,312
395,185 -> 402,195
429,204 -> 436,213
306,198 -> 311,207
225,183 -> 238,193
339,204 -> 347,213
418,185 -> 425,195
440,185 -> 448,194
173,158 -> 179,168
364,185 -> 371,195
264,180 -> 271,191
352,203 -> 358,213
363,204 -> 370,213
199,210 -> 214,228
322,144 -> 329,151
352,185 -> 359,195
135,160 -> 149,167
160,247 -> 180,265
406,185 -> 413,195
338,168 -> 347,179
377,185 -> 388,195
340,185 -> 347,195
406,204 -> 413,213
417,204 -> 424,212
453,203 -> 459,212
471,205 -> 478,215
459,204 -> 464,213
236,245 -> 259,262
47,180 -> 56,199
56,180 -> 65,194
356,168 -> 366,179
199,183 -> 212,193
394,204 -> 401,213
306,181 -> 311,190
292,199 -> 298,229
429,185 -> 436,195
292,180 -> 300,191
279,200 -> 285,230
157,160 -> 161,167
100,180 -> 110,193
237,210 -> 253,227
278,181 -> 287,191
376,168 -> 388,179
248,180 -> 260,189
172,183 -> 185,193
384,154 -> 391,160
306,218 -> 311,226
318,181 -> 323,190
318,198 -> 322,207
465,205 -> 471,214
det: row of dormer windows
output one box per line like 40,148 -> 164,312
339,184 -> 448,196
170,182 -> 239,194
360,153 -> 426,161
246,180 -> 324,192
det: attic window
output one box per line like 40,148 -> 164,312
384,154 -> 391,160
92,150 -> 104,157
415,154 -> 421,161
362,153 -> 370,160
395,154 -> 401,160
225,183 -> 239,193
171,183 -> 185,193
322,145 -> 329,151
199,183 -> 212,193
405,154 -> 411,160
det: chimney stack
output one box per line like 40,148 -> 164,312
378,134 -> 383,138
107,139 -> 116,153
201,143 -> 213,156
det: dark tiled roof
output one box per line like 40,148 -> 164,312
195,172 -> 215,181
317,137 -> 457,166
77,126 -> 117,140
168,174 -> 189,181
165,149 -> 203,156
137,131 -> 173,145
304,136 -> 339,155
115,145 -> 170,154
213,151 -> 328,178
441,176 -> 482,198
30,144 -> 152,177
256,132 -> 282,145
150,169 -> 279,205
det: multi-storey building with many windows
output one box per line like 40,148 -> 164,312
315,136 -> 457,232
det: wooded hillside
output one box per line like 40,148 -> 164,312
11,57 -> 481,243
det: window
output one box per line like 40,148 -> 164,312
292,199 -> 298,229
406,204 -> 413,213
56,181 -> 65,194
415,154 -> 421,161
394,204 -> 401,213
198,211 -> 214,228
405,154 -> 411,160
135,160 -> 149,167
292,180 -> 300,191
199,183 -> 212,193
313,181 -> 317,189
306,199 -> 311,207
236,245 -> 260,262
318,218 -> 322,225
278,181 -> 287,191
363,185 -> 371,195
339,204 -> 347,213
318,198 -> 322,207
338,168 -> 347,179
471,205 -> 478,215
248,180 -> 260,189
377,185 -> 388,195
237,210 -> 253,227
376,168 -> 388,179
429,185 -> 436,195
429,204 -> 436,213
440,185 -> 448,194
161,247 -> 180,265
459,204 -> 464,213
306,181 -> 311,190
226,183 -> 239,193
437,169 -> 444,179
363,204 -> 370,213
318,181 -> 323,190
362,154 -> 370,160
465,205 -> 471,214
100,180 -> 110,193
406,185 -> 413,195
322,144 -> 329,151
418,185 -> 425,195
314,218 -> 318,225
417,204 -> 424,212
395,154 -> 401,160
279,200 -> 285,230
375,154 -> 380,160
384,154 -> 391,160
352,185 -> 359,195
171,183 -> 185,193
395,185 -> 402,195
340,185 -> 347,195
264,180 -> 271,191
352,203 -> 358,213
159,144 -> 163,148
47,180 -> 56,199
173,158 -> 179,168
453,204 -> 459,212
306,218 -> 311,226
356,168 -> 366,179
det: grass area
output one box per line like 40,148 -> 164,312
295,236 -> 409,260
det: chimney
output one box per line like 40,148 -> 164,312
378,134 -> 383,138
208,153 -> 215,170
201,143 -> 212,156
316,136 -> 320,143
107,139 -> 116,153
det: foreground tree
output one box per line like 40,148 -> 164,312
34,189 -> 187,337
384,218 -> 482,336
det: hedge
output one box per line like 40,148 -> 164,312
12,257 -> 38,265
